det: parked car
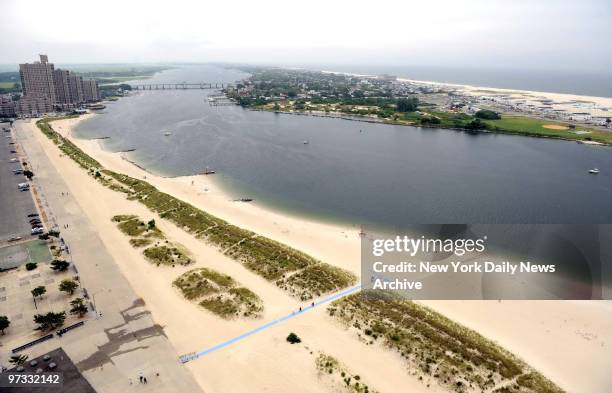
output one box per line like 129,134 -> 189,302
10,150 -> 17,153
8,236 -> 22,242
30,220 -> 42,225
31,227 -> 44,235
27,213 -> 39,217
13,169 -> 24,174
10,158 -> 17,162
18,182 -> 30,191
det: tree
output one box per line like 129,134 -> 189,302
0,315 -> 10,334
50,260 -> 70,272
9,354 -> 28,366
465,118 -> 487,130
33,311 -> 66,331
25,262 -> 38,271
31,286 -> 46,299
147,219 -> 156,230
23,170 -> 34,179
48,229 -> 60,238
286,332 -> 301,344
70,298 -> 89,318
396,97 -> 418,112
474,109 -> 501,120
59,279 -> 79,296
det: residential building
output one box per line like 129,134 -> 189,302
14,96 -> 54,117
82,79 -> 100,102
19,54 -> 56,104
17,54 -> 101,115
53,69 -> 72,105
0,96 -> 16,117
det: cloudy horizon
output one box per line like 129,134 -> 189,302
1,0 -> 611,73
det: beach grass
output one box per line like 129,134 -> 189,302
143,244 -> 193,266
315,352 -> 378,393
328,291 -> 564,393
38,117 -> 356,298
174,268 -> 263,318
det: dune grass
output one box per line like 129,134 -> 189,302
328,291 -> 564,393
174,268 -> 263,318
40,117 -> 355,298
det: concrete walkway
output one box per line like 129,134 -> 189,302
11,120 -> 203,393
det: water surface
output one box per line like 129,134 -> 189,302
75,65 -> 612,226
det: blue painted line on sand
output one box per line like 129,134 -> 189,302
180,284 -> 362,363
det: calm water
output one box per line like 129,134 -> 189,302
75,65 -> 612,226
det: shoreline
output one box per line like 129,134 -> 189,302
47,114 -> 612,392
248,107 -> 610,146
55,114 -> 363,273
320,68 -> 612,111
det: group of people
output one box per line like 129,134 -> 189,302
130,372 -> 160,386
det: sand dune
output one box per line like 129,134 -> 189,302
29,116 -> 612,393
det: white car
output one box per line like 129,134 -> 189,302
31,227 -> 44,235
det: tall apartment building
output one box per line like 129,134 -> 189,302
19,54 -> 56,104
53,69 -> 71,105
17,54 -> 101,116
68,73 -> 84,104
82,79 -> 100,102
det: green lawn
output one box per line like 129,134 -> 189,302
483,116 -> 612,144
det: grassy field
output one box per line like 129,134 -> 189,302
483,115 -> 612,144
329,291 -> 564,393
0,82 -> 18,88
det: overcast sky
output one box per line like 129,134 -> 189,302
1,0 -> 610,71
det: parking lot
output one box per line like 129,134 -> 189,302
0,123 -> 39,243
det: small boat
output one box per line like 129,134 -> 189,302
303,140 -> 309,145
202,167 -> 216,175
588,168 -> 600,174
239,198 -> 254,202
164,131 -> 172,136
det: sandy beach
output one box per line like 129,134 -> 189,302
322,68 -> 612,116
23,115 -> 612,392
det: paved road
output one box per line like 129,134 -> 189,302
9,120 -> 203,393
0,123 -> 38,242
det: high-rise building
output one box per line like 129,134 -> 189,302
82,79 -> 100,102
19,54 -> 56,104
67,73 -> 84,104
17,54 -> 101,116
53,69 -> 71,105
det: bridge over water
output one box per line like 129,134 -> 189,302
130,83 -> 234,91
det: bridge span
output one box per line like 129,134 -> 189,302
130,82 -> 234,91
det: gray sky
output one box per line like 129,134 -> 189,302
1,0 -> 611,71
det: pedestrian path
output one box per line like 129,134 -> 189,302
180,284 -> 362,363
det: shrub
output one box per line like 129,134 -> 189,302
286,332 -> 301,344
475,109 -> 501,120
25,262 -> 38,271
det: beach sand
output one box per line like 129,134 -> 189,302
27,116 -> 439,393
26,115 -> 612,392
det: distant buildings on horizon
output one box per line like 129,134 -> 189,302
0,54 -> 101,118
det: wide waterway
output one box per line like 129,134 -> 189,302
74,65 -> 612,226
